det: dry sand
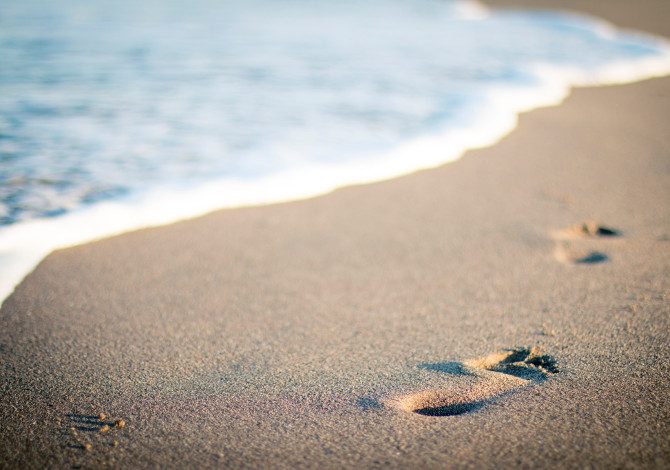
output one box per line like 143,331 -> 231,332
1,1 -> 669,468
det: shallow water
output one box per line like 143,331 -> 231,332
1,0 -> 668,225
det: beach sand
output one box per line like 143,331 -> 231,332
1,1 -> 669,468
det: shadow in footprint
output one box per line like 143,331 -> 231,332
557,222 -> 622,240
356,397 -> 384,411
418,362 -> 474,376
66,414 -> 106,433
574,251 -> 608,264
554,244 -> 610,265
579,223 -> 621,238
414,400 -> 486,417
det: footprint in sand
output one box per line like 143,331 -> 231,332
384,347 -> 558,417
63,413 -> 126,452
551,221 -> 621,265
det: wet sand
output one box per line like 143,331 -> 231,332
1,1 -> 669,468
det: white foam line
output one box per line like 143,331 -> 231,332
2,17 -> 670,307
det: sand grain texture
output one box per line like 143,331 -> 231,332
1,0 -> 669,468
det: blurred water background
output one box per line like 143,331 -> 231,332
1,0 -> 669,225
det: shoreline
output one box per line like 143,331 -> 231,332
2,1 -> 669,468
3,2 -> 670,307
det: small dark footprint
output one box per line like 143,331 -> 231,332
551,221 -> 622,265
384,347 -> 558,417
63,412 -> 126,452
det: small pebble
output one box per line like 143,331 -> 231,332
99,424 -> 110,433
98,413 -> 107,421
114,419 -> 126,429
83,442 -> 92,451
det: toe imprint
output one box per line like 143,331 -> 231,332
553,221 -> 622,240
